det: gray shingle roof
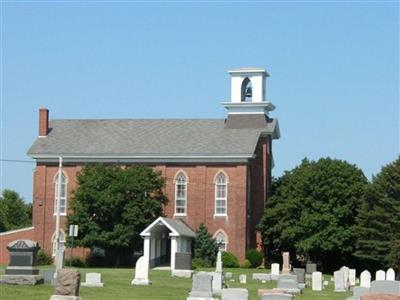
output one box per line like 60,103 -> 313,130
161,217 -> 196,238
27,118 -> 277,161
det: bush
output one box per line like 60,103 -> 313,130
246,249 -> 263,268
36,249 -> 53,265
85,248 -> 107,267
193,224 -> 219,265
222,251 -> 239,268
65,256 -> 86,267
240,259 -> 251,268
192,258 -> 211,269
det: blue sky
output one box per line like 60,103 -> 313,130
1,1 -> 399,201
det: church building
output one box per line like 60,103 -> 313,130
0,67 -> 280,265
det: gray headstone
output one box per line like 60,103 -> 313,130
261,293 -> 293,300
370,280 -> 400,294
306,263 -> 317,274
292,268 -> 305,284
253,273 -> 271,281
225,272 -> 233,279
175,252 -> 192,270
210,272 -> 222,295
5,239 -> 40,276
54,269 -> 81,296
353,286 -> 370,299
221,288 -> 248,300
188,272 -> 213,298
275,274 -> 300,294
43,270 -> 56,284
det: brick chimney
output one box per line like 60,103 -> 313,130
39,108 -> 49,137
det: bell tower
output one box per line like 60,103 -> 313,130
222,67 -> 275,115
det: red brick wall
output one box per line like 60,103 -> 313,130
0,227 -> 35,264
28,137 -> 271,263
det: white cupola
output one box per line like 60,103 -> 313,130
222,67 -> 275,115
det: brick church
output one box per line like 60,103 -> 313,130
0,67 -> 280,265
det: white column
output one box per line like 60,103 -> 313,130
170,236 -> 177,271
143,236 -> 150,262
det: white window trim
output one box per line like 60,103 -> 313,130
174,172 -> 188,216
214,230 -> 228,252
53,171 -> 68,216
214,172 -> 228,217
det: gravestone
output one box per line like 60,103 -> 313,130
312,272 -> 322,291
292,268 -> 305,284
376,270 -> 386,281
346,286 -> 370,300
360,270 -> 371,288
172,269 -> 193,278
210,272 -> 222,295
187,272 -> 213,300
386,268 -> 396,281
275,274 -> 300,294
349,269 -> 356,286
253,273 -> 271,281
225,272 -> 233,279
334,270 -> 347,292
360,294 -> 400,300
81,272 -> 103,287
261,293 -> 293,300
340,266 -> 350,289
131,256 -> 150,285
282,252 -> 290,274
271,263 -> 280,280
370,280 -> 400,294
50,269 -> 81,300
239,274 -> 247,284
221,288 -> 248,300
216,251 -> 222,273
0,239 -> 44,285
323,280 -> 329,286
43,270 -> 56,285
306,263 -> 317,274
175,252 -> 192,270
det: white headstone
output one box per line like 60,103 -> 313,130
312,271 -> 322,291
82,272 -> 104,287
349,269 -> 356,286
334,270 -> 346,292
271,263 -> 280,276
239,274 -> 247,284
376,270 -> 385,281
323,280 -> 329,286
216,251 -> 222,273
210,272 -> 222,295
386,268 -> 395,281
360,270 -> 371,288
131,256 -> 150,285
339,266 -> 350,289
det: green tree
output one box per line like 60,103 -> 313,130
355,157 -> 400,275
258,158 -> 368,271
67,164 -> 167,266
193,223 -> 219,265
0,189 -> 32,232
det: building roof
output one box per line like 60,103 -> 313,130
140,217 -> 196,238
27,118 -> 279,163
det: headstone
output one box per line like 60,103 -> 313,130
386,268 -> 395,281
43,270 -> 56,285
131,256 -> 150,285
172,269 -> 193,278
253,273 -> 271,281
348,286 -> 370,300
210,272 -> 222,295
360,294 -> 400,300
187,272 -> 213,299
221,288 -> 248,300
261,293 -> 293,300
360,270 -> 371,288
376,270 -> 386,281
312,271 -> 322,291
239,274 -> 247,284
275,274 -> 300,294
81,272 -> 103,287
175,252 -> 192,270
225,272 -> 233,279
282,252 -> 290,274
306,263 -> 317,274
292,268 -> 305,284
54,249 -> 65,271
323,280 -> 329,286
370,280 -> 400,294
216,251 -> 222,273
334,270 -> 347,292
0,239 -> 44,285
271,263 -> 280,280
349,269 -> 356,286
50,269 -> 81,300
340,266 -> 350,289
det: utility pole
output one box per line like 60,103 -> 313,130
55,156 -> 64,272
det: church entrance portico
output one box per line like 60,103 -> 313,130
140,217 -> 196,270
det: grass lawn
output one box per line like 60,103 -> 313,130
0,266 -> 352,300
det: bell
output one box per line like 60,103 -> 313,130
245,87 -> 252,98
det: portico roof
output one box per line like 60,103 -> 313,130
140,217 -> 196,238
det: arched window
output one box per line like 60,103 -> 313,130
52,230 -> 66,256
215,172 -> 228,216
241,77 -> 252,102
175,172 -> 187,215
215,230 -> 228,251
54,171 -> 68,215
